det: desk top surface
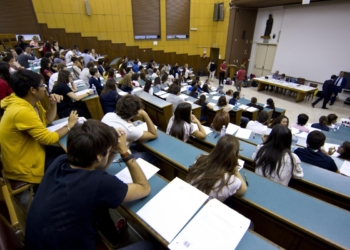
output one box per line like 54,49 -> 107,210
253,77 -> 317,92
242,171 -> 350,249
135,91 -> 172,108
106,161 -> 277,249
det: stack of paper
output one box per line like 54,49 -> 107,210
75,89 -> 92,96
211,96 -> 220,100
154,91 -> 167,96
137,178 -> 209,242
168,199 -> 250,250
160,93 -> 171,99
239,104 -> 249,110
226,123 -> 240,135
235,128 -> 252,139
246,107 -> 258,112
47,117 -> 87,132
208,102 -> 217,107
178,94 -> 189,100
118,91 -> 128,96
340,161 -> 350,177
116,158 -> 160,183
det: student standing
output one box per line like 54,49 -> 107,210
219,60 -> 227,85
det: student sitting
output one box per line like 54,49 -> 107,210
143,79 -> 154,95
71,57 -> 82,80
97,58 -> 105,75
214,96 -> 233,113
52,70 -> 93,118
89,68 -> 103,95
0,69 -> 78,184
311,116 -> 329,131
79,61 -> 95,85
101,95 -> 158,163
211,111 -> 230,131
201,83 -> 210,93
268,115 -> 289,128
25,120 -> 153,249
118,74 -> 133,93
225,89 -> 233,103
166,84 -> 185,113
327,113 -> 338,128
189,85 -> 199,98
194,95 -> 211,122
40,57 -> 53,83
265,98 -> 276,118
166,102 -> 206,142
338,141 -> 350,161
187,134 -> 247,201
246,111 -> 269,135
253,124 -> 303,186
49,63 -> 67,93
247,97 -> 264,112
132,73 -> 141,87
294,131 -> 339,173
100,79 -> 122,114
291,113 -> 310,133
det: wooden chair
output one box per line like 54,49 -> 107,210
0,214 -> 24,249
305,83 -> 318,101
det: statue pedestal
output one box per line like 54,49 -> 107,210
260,35 -> 271,39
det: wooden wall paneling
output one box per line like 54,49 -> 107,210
113,43 -> 127,58
153,51 -> 164,65
126,46 -> 139,60
140,48 -> 152,63
84,37 -> 100,52
198,57 -> 210,74
169,53 -> 177,66
188,55 -> 199,75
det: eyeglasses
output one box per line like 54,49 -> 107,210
39,84 -> 47,88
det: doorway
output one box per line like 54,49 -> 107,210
210,48 -> 219,76
252,44 -> 277,77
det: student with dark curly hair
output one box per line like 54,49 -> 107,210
101,95 -> 158,163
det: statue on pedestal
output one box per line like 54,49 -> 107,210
261,14 -> 273,39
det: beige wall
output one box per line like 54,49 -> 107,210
32,0 -> 231,57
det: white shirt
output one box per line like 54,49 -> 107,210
253,144 -> 304,186
82,53 -> 97,67
166,116 -> 198,142
335,77 -> 343,86
147,88 -> 154,95
208,173 -> 241,202
101,113 -> 143,148
166,94 -> 185,113
65,51 -> 74,63
79,68 -> 91,83
151,73 -> 158,79
246,121 -> 268,135
48,72 -> 59,92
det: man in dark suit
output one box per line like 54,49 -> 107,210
330,71 -> 347,105
312,75 -> 336,109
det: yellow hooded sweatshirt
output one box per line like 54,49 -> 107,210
0,94 -> 59,184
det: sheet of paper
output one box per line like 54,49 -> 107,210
178,94 -> 189,100
246,107 -> 258,112
291,127 -> 300,134
168,198 -> 250,250
154,90 -> 167,96
185,100 -> 193,104
47,117 -> 87,132
296,137 -> 307,147
239,104 -> 249,110
136,122 -> 157,131
211,96 -> 220,100
160,93 -> 171,99
116,158 -> 160,183
210,91 -> 217,95
238,159 -> 245,171
137,177 -> 208,243
74,89 -> 92,95
133,87 -> 143,92
181,86 -> 188,92
209,102 -> 217,107
295,132 -> 308,139
235,128 -> 252,139
226,123 -> 240,135
339,160 -> 350,177
192,124 -> 212,135
308,127 -> 321,132
118,91 -> 128,96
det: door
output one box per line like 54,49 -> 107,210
252,44 -> 277,77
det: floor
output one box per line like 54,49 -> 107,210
201,76 -> 350,125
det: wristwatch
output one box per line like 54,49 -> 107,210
120,151 -> 134,162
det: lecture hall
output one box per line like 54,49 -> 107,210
0,0 -> 350,249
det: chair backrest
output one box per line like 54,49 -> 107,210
0,214 -> 23,250
297,77 -> 305,85
310,83 -> 318,88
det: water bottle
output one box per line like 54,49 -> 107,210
242,94 -> 245,100
92,84 -> 97,95
30,62 -> 34,71
220,125 -> 226,137
187,85 -> 190,94
291,134 -> 298,152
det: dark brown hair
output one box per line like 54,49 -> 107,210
116,95 -> 143,119
212,111 -> 230,131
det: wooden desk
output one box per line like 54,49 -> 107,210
55,131 -> 278,249
139,132 -> 350,249
254,77 -> 317,102
134,91 -> 173,131
81,94 -> 104,120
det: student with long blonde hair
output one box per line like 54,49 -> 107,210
187,135 -> 247,201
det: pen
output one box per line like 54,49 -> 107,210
253,133 -> 256,139
244,172 -> 249,186
214,132 -> 220,139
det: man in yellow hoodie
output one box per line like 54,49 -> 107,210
0,69 -> 78,184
